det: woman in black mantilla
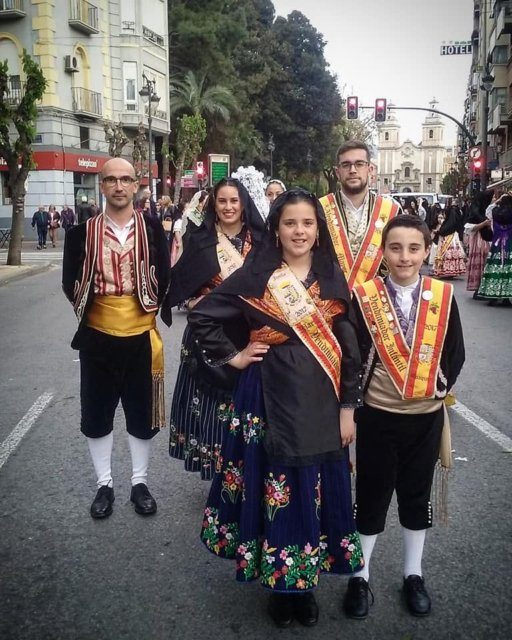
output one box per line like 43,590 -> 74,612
162,178 -> 265,480
188,189 -> 364,628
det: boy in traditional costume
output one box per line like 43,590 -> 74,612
188,189 -> 363,628
62,158 -> 171,519
343,214 -> 465,619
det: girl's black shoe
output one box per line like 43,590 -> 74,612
267,593 -> 294,628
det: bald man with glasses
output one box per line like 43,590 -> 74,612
320,140 -> 402,291
63,157 -> 171,520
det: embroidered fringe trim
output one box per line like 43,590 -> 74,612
152,373 -> 165,430
432,461 -> 450,526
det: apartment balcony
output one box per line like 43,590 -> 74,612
121,106 -> 169,132
69,0 -> 99,35
3,78 -> 24,105
490,103 -> 510,132
72,87 -> 102,118
497,4 -> 512,38
0,0 -> 26,18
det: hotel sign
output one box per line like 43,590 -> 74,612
440,41 -> 472,55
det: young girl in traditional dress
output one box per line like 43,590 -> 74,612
432,202 -> 466,278
162,178 -> 265,480
189,189 -> 363,628
464,194 -> 492,298
478,194 -> 512,305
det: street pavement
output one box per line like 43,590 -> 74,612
0,268 -> 510,640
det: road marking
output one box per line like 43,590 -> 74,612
452,400 -> 512,452
0,391 -> 54,471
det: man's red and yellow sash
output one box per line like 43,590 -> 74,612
242,265 -> 342,399
319,194 -> 400,289
353,277 -> 453,399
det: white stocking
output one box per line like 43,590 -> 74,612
87,433 -> 113,488
128,434 -> 152,486
402,527 -> 426,578
353,533 -> 378,582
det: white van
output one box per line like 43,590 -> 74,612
391,192 -> 439,206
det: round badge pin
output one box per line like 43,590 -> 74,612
422,290 -> 433,301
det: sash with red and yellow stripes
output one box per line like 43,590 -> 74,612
353,277 -> 453,399
242,265 -> 342,399
319,194 -> 400,289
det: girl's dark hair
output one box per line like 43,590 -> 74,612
381,214 -> 431,249
266,188 -> 318,234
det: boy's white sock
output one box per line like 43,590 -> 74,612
402,526 -> 426,577
352,533 -> 378,582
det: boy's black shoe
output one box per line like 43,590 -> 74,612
293,592 -> 319,626
90,486 -> 114,519
268,593 -> 294,628
343,577 -> 372,619
130,483 -> 157,515
403,575 -> 431,616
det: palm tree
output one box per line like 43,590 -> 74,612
170,71 -> 237,203
170,70 -> 237,120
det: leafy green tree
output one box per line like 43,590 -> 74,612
0,51 -> 47,265
257,11 -> 343,181
173,114 -> 207,204
440,158 -> 469,196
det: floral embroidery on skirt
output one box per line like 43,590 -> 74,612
200,363 -> 364,592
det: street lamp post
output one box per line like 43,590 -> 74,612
268,134 -> 275,177
139,73 -> 161,193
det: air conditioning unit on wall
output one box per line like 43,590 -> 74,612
64,55 -> 79,73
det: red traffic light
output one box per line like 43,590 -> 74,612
166,174 -> 171,186
347,96 -> 359,120
196,161 -> 204,177
374,98 -> 387,122
473,159 -> 482,170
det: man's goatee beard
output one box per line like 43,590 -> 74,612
343,180 -> 368,196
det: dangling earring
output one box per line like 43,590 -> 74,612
275,233 -> 280,248
316,231 -> 320,247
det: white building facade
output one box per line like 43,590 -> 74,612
0,0 -> 169,229
376,105 -> 451,194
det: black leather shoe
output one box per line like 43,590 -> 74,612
268,593 -> 294,628
90,486 -> 114,519
130,483 -> 157,515
293,592 -> 319,626
403,574 -> 431,616
344,577 -> 373,619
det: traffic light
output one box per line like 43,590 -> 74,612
166,174 -> 171,187
472,159 -> 482,177
374,98 -> 387,122
196,161 -> 204,178
346,96 -> 359,120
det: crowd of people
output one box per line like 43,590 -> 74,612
396,191 -> 512,306
60,140 -> 510,630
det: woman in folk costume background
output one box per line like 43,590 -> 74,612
464,191 -> 492,299
477,193 -> 512,306
162,178 -> 265,480
432,199 -> 466,278
188,189 -> 363,628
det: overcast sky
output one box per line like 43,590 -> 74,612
272,0 -> 474,147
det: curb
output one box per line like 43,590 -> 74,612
0,262 -> 56,287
